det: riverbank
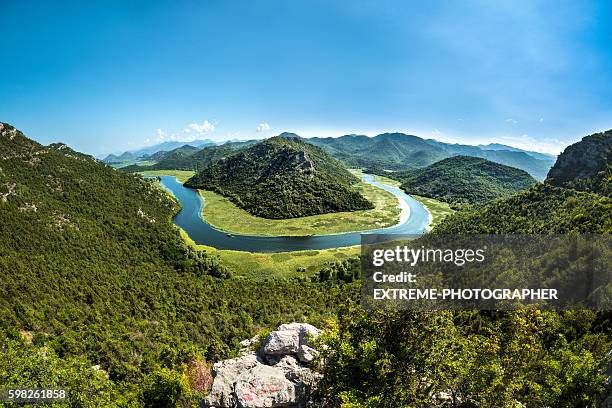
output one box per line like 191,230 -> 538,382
198,181 -> 400,236
179,229 -> 360,278
141,169 -> 402,236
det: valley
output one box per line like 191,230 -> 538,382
1,122 -> 610,407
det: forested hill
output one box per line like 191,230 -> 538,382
185,136 -> 374,219
434,132 -> 612,234
396,156 -> 536,206
546,129 -> 611,196
0,123 -> 356,404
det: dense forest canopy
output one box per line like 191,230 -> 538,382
0,123 -> 356,405
1,122 -> 611,407
185,135 -> 374,219
391,155 -> 537,206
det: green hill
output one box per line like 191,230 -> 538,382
432,130 -> 612,234
185,136 -> 374,219
395,156 -> 536,206
546,129 -> 611,196
0,123 -> 352,403
315,132 -> 611,407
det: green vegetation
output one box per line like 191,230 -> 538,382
185,135 -> 374,219
122,141 -> 254,173
316,132 -> 612,407
362,171 -> 454,228
309,132 -> 448,169
198,180 -> 399,236
178,228 -> 359,279
3,122 -> 611,407
372,156 -> 536,207
318,307 -> 610,407
546,129 -> 611,196
137,168 -> 399,236
0,123 -> 356,405
434,183 -> 612,234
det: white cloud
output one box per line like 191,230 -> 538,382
493,134 -> 564,154
432,128 -> 441,135
539,117 -> 544,122
505,118 -> 518,124
187,120 -> 215,134
156,128 -> 166,141
256,122 -> 271,132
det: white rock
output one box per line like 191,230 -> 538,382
204,353 -> 262,408
277,323 -> 321,347
275,355 -> 299,369
262,330 -> 299,356
240,335 -> 260,350
234,364 -> 301,408
297,345 -> 319,364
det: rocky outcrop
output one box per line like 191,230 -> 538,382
546,129 -> 611,196
204,323 -> 322,408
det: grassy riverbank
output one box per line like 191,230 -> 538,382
138,169 -> 195,183
412,195 -> 454,228
142,168 -> 450,278
199,181 -> 400,236
179,229 -> 359,278
368,171 -> 454,228
141,169 -> 401,236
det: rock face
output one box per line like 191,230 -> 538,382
546,129 -> 611,196
263,330 -> 300,356
204,323 -> 322,408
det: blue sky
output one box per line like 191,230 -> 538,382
0,0 -> 610,155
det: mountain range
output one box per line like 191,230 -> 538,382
115,132 -> 556,180
102,139 -> 216,163
1,121 -> 610,405
435,129 -> 612,233
308,133 -> 556,180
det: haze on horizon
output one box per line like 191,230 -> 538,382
0,0 -> 611,156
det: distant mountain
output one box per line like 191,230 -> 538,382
148,144 -> 199,163
102,151 -> 136,163
546,129 -> 611,197
308,133 -> 448,169
307,133 -> 555,179
122,140 -> 256,172
103,139 -> 216,163
395,156 -> 536,206
478,143 -> 555,161
422,139 -> 556,180
185,136 -> 373,219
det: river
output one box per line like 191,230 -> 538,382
159,174 -> 430,252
